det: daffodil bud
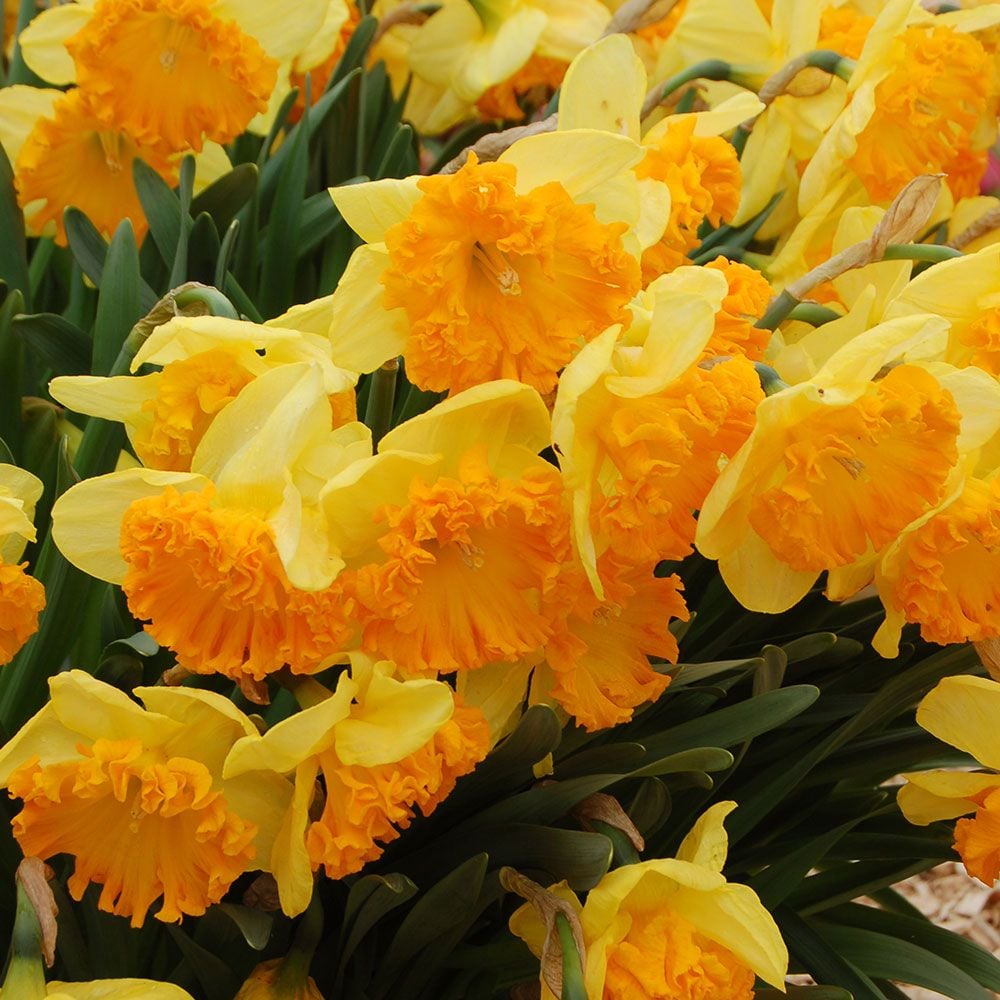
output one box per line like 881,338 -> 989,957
233,959 -> 324,1000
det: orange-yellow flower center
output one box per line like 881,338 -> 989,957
15,89 -> 177,245
593,357 -> 762,564
306,700 -> 489,878
749,365 -> 961,572
817,5 -> 874,60
8,738 -> 256,926
955,785 -> 1000,886
381,154 -> 640,395
603,907 -> 755,999
119,487 -> 353,681
886,477 -> 1000,647
0,559 -> 46,666
476,55 -> 569,122
544,554 -> 687,731
956,308 -> 1000,376
849,25 -> 994,202
67,0 -> 279,151
702,257 -> 773,361
351,446 -> 571,674
135,349 -> 257,471
636,119 -> 741,282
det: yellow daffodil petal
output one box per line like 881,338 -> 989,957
457,657 -> 533,747
455,8 -> 549,101
328,244 -> 409,373
660,0 -> 772,77
224,673 -> 358,778
224,769 -> 295,873
330,177 -> 423,245
934,366 -> 1000,453
272,758 -> 320,916
132,315 -> 296,369
634,176 -> 672,251
0,704 -> 82,784
320,450 -> 440,560
193,362 -> 329,513
676,801 -> 737,873
719,528 -> 818,614
536,0 -> 609,61
0,85 -> 59,167
731,109 -> 791,227
136,685 -> 259,771
50,669 -> 182,747
898,769 -> 1000,825
49,373 -> 158,424
52,467 -> 209,584
17,3 -> 93,85
691,92 -> 765,138
558,34 -> 644,139
671,882 -> 789,989
191,142 -> 233,194
916,675 -> 1000,771
46,982 -> 195,1000
334,669 -> 455,767
267,295 -> 334,336
214,0 -> 330,62
380,379 -> 551,464
406,1 -> 486,88
498,129 -> 644,201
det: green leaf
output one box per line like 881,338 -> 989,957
0,289 -> 24,460
629,747 -> 734,778
132,158 -> 183,268
93,220 -> 143,376
190,163 -> 259,233
381,855 -> 488,978
215,904 -> 273,952
169,156 -> 195,287
0,143 -> 29,306
639,686 -> 819,757
14,313 -> 91,376
475,824 -> 611,891
628,778 -> 671,838
818,923 -> 991,1000
167,925 -> 240,1000
825,902 -> 1000,992
187,212 -> 221,285
776,906 -> 889,1000
555,743 -> 646,779
259,93 -> 309,317
64,208 -> 157,311
754,645 -> 787,696
335,873 -> 418,990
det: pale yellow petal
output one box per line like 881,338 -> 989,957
132,315 -> 297,369
672,883 -> 788,988
934,365 -> 1000,454
452,9 -> 548,102
49,373 -> 158,424
330,177 -> 422,245
719,529 -> 818,614
406,0 -> 485,89
731,109 -> 791,228
499,129 -> 644,200
47,982 -> 194,1000
899,769 -> 1000,823
536,0 -> 609,61
191,142 -> 232,194
0,704 -> 81,785
335,671 -> 454,767
271,759 -> 319,916
916,675 -> 1000,771
676,801 -> 736,873
51,468 -> 209,583
457,658 -> 532,747
558,34 -> 644,139
267,295 -> 334,337
223,673 -> 358,777
50,669 -> 182,748
18,4 -> 92,85
213,0 -> 330,62
224,769 -> 296,873
296,0 -> 351,71
0,86 -> 60,167
328,244 -> 409,373
380,379 -> 551,463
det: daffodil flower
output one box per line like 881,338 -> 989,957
52,363 -> 371,682
696,314 -> 1000,613
510,802 -> 788,999
557,33 -> 764,279
50,315 -> 358,473
223,655 -> 489,915
9,982 -> 194,1000
321,380 -> 572,674
0,670 -> 292,926
326,128 -> 647,394
0,464 -> 45,666
900,675 -> 1000,886
0,84 -> 233,244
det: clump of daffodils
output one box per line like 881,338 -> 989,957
8,0 -> 1000,996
